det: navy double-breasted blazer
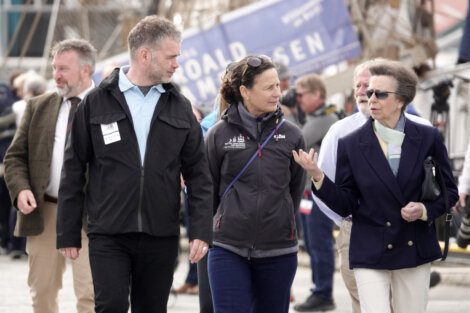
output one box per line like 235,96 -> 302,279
314,117 -> 458,270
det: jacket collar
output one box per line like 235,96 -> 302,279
357,117 -> 422,204
100,68 -> 175,94
98,68 -> 177,123
222,103 -> 284,140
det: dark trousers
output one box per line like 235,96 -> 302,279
0,177 -> 11,250
208,246 -> 297,313
300,195 -> 335,300
185,262 -> 198,285
182,191 -> 198,285
197,254 -> 213,313
88,233 -> 179,313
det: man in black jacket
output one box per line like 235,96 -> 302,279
57,15 -> 213,313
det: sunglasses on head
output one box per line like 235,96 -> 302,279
366,89 -> 399,100
241,55 -> 272,80
246,55 -> 271,67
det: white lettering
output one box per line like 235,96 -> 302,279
290,39 -> 306,61
196,76 -> 218,100
229,42 -> 246,60
281,0 -> 323,27
185,59 -> 202,80
306,33 -> 325,54
214,49 -> 231,67
201,54 -> 220,75
272,48 -> 290,65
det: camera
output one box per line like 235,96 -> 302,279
280,87 -> 298,108
456,196 -> 470,249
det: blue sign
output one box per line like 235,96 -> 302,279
174,0 -> 361,106
94,0 -> 361,108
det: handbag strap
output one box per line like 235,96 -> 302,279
221,119 -> 285,198
434,162 -> 451,261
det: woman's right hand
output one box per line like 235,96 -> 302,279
292,148 -> 324,181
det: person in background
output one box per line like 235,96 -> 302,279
206,55 -> 305,313
294,74 -> 338,312
275,62 -> 304,128
0,74 -> 19,256
4,38 -> 96,313
311,58 -> 433,313
12,71 -> 48,127
275,61 -> 291,92
293,59 -> 458,313
56,16 -> 212,313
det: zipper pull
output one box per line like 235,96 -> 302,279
258,143 -> 262,158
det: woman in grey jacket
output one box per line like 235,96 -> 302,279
205,55 -> 305,313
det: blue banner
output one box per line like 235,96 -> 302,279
174,0 -> 361,106
94,0 -> 361,107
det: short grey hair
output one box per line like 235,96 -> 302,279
23,73 -> 47,97
353,58 -> 389,84
127,15 -> 181,59
51,39 -> 97,74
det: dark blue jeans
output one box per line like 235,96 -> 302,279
300,194 -> 335,300
198,254 -> 214,313
208,246 -> 297,313
88,233 -> 178,313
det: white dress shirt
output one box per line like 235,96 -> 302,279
45,83 -> 95,198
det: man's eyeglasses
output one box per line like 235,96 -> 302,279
366,89 -> 399,100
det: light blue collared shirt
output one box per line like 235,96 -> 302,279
118,66 -> 165,165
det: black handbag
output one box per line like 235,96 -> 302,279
421,156 -> 441,201
421,156 -> 452,260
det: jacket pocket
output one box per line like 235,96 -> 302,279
158,115 -> 190,129
90,112 -> 132,157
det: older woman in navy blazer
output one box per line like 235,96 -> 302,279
293,60 -> 458,313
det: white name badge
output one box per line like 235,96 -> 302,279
299,199 -> 313,215
101,122 -> 121,145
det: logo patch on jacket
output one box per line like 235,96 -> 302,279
274,133 -> 286,140
224,134 -> 246,149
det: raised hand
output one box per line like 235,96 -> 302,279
292,148 -> 324,181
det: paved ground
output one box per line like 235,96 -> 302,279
1,250 -> 470,313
